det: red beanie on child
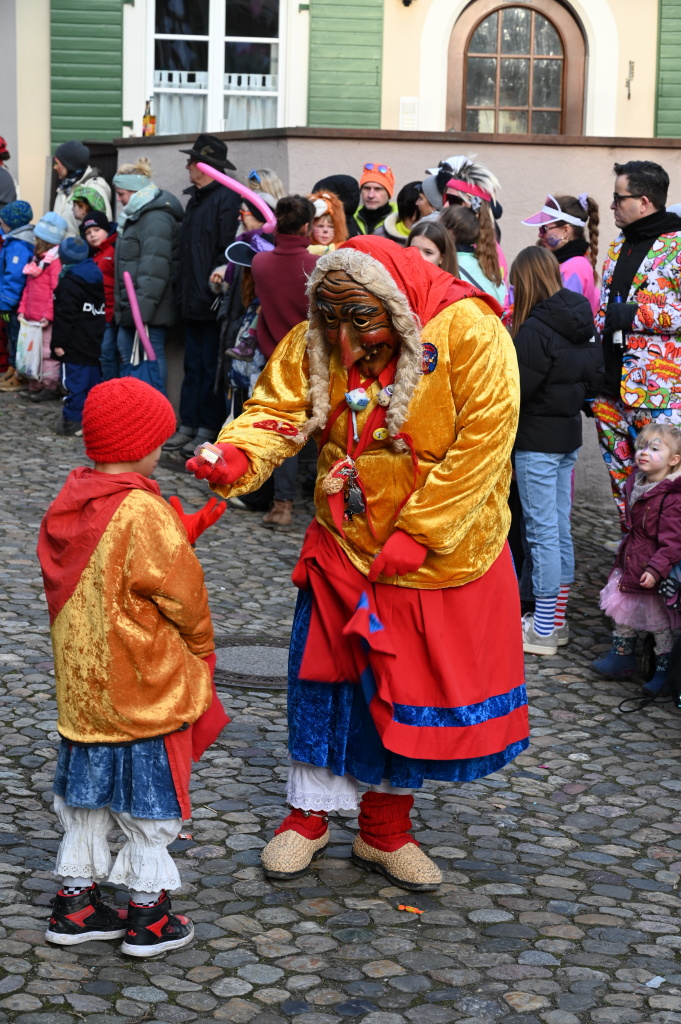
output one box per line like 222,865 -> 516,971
82,378 -> 176,463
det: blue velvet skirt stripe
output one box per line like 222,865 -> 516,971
53,737 -> 181,819
288,589 -> 528,788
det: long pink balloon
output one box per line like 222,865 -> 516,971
122,271 -> 157,361
196,162 -> 277,232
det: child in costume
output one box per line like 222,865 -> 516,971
308,191 -> 348,255
38,377 -> 228,954
592,423 -> 681,695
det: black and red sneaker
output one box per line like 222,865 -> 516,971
120,891 -> 194,957
45,885 -> 128,945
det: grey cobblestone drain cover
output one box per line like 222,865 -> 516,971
214,635 -> 289,688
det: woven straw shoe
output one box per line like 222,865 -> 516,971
351,836 -> 442,891
261,829 -> 329,879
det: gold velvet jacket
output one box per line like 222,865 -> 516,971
52,490 -> 215,744
217,299 -> 520,588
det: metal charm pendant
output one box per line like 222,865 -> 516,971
346,481 -> 366,518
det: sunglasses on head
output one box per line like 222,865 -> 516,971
248,169 -> 262,184
364,163 -> 389,174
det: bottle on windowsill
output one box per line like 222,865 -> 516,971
142,99 -> 156,137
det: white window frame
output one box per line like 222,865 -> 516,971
148,0 -> 283,134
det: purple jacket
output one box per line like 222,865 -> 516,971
616,469 -> 681,591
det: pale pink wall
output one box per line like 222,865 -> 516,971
116,131 -> 681,268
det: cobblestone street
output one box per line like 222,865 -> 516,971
3,393 -> 681,1024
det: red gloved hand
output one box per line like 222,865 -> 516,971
367,530 -> 428,583
185,443 -> 249,488
169,496 -> 227,544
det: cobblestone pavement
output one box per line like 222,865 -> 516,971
3,393 -> 681,1024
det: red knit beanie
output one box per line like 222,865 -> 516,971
82,378 -> 176,463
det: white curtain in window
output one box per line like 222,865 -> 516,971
223,95 -> 277,131
155,93 -> 207,135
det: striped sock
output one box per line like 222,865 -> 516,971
534,596 -> 557,636
554,585 -> 570,628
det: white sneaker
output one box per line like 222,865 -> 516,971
554,622 -> 569,647
522,613 -> 558,656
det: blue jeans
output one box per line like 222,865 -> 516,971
62,363 -> 102,422
179,320 -> 226,435
116,325 -> 167,394
514,449 -> 579,599
100,323 -> 119,381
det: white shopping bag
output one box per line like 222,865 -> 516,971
15,319 -> 43,380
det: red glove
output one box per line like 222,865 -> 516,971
367,530 -> 428,582
185,443 -> 249,488
169,496 -> 227,544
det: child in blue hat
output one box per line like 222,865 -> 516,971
0,200 -> 34,390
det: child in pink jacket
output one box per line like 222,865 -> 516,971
18,212 -> 68,400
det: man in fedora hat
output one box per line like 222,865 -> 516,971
168,134 -> 240,457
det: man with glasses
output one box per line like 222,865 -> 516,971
353,163 -> 396,235
166,134 -> 240,458
593,160 -> 681,519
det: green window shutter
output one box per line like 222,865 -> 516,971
51,0 -> 123,147
656,0 -> 681,136
308,0 -> 383,128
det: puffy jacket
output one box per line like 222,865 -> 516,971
52,260 -> 105,366
53,167 -> 112,238
114,190 -> 183,328
175,180 -> 240,321
616,468 -> 681,592
0,225 -> 34,310
513,287 -> 604,453
92,231 -> 117,322
18,247 -> 61,322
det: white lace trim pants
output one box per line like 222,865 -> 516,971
53,795 -> 182,893
286,761 -> 413,812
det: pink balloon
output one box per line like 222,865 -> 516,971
122,271 -> 157,361
196,162 -> 277,232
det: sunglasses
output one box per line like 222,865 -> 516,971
248,169 -> 262,184
444,193 -> 465,207
612,192 -> 644,205
364,163 -> 389,174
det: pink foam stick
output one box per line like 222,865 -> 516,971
196,162 -> 277,232
122,271 -> 157,361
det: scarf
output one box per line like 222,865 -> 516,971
57,169 -> 84,195
23,246 -> 59,278
117,183 -> 160,229
554,237 -> 590,265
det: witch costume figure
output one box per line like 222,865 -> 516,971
187,236 -> 528,891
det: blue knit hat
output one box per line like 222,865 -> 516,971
34,212 -> 68,245
0,200 -> 33,231
59,236 -> 89,266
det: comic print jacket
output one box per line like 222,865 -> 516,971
595,231 -> 681,410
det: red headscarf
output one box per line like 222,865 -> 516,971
339,235 -> 503,324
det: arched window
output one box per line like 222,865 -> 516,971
447,0 -> 586,136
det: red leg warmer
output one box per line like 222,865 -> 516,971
358,792 -> 418,852
275,807 -> 329,840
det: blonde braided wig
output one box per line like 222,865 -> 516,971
303,248 -> 423,451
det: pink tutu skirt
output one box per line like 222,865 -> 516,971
600,567 -> 673,632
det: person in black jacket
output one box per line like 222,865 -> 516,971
510,246 -> 603,657
168,135 -> 240,458
51,237 -> 105,436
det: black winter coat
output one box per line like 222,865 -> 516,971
513,288 -> 604,453
176,180 -> 240,321
114,189 -> 183,328
51,261 -> 105,366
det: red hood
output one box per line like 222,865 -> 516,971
339,235 -> 503,324
37,466 -> 161,623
